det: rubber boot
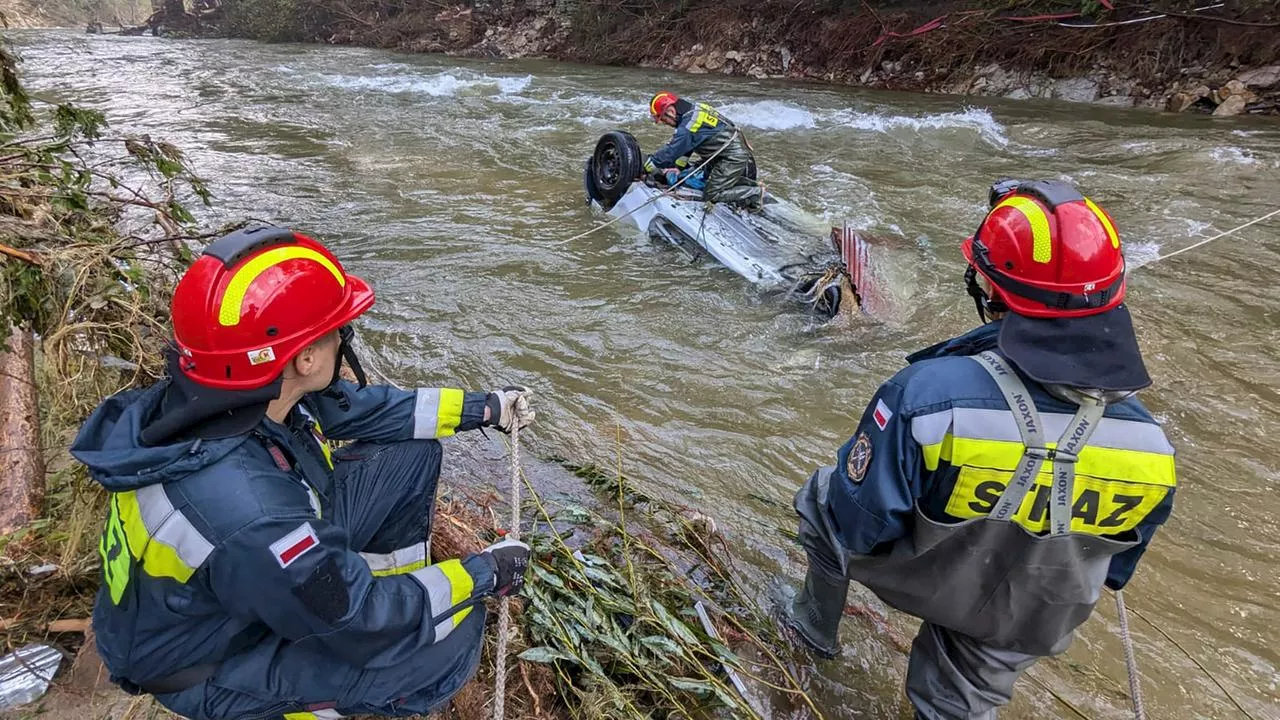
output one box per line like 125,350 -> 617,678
785,567 -> 848,659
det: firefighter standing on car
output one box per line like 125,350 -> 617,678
785,180 -> 1177,719
644,91 -> 764,211
72,225 -> 534,719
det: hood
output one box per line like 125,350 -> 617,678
69,360 -> 275,492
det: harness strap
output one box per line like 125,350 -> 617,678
969,351 -> 1106,535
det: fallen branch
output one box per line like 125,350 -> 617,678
0,617 -> 91,633
0,242 -> 41,264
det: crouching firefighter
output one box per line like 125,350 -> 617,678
785,180 -> 1178,719
644,91 -> 763,211
71,225 -> 536,719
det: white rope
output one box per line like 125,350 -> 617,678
1115,590 -> 1147,720
1144,207 -> 1280,266
558,128 -> 742,246
492,408 -> 523,720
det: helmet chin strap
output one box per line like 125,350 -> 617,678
964,265 -> 1007,323
322,325 -> 368,411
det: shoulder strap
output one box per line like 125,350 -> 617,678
969,351 -> 1106,535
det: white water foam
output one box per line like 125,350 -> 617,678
827,107 -> 1010,147
717,100 -> 817,130
1209,146 -> 1260,166
323,71 -> 532,97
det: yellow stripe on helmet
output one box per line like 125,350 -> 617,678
650,92 -> 673,116
1084,198 -> 1121,249
218,247 -> 345,326
995,196 -> 1053,264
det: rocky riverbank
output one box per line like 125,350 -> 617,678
304,0 -> 1280,116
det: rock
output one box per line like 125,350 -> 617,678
1005,88 -> 1033,100
1213,94 -> 1248,117
859,67 -> 874,84
747,65 -> 768,79
1237,65 -> 1280,88
881,60 -> 902,75
1051,77 -> 1100,103
779,46 -> 793,72
704,53 -> 724,71
914,71 -> 925,81
724,50 -> 743,62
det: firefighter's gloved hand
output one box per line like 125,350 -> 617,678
480,538 -> 530,597
485,386 -> 535,433
664,169 -> 680,186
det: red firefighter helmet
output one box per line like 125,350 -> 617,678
961,180 -> 1125,319
171,225 -> 374,390
649,91 -> 679,121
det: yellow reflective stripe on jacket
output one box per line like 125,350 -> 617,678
362,542 -> 428,577
438,559 -> 475,626
994,196 -> 1053,263
284,710 -> 344,720
412,388 -> 466,439
688,104 -> 720,132
945,466 -> 1168,534
104,486 -> 215,592
912,407 -> 1175,536
218,247 -> 345,326
409,559 -> 477,641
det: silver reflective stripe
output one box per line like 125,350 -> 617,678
971,352 -> 1049,522
135,484 -> 215,569
360,542 -> 427,574
412,388 -> 442,440
911,410 -> 953,447
970,352 -> 1106,535
409,565 -> 457,641
948,407 -> 1173,454
313,709 -> 344,719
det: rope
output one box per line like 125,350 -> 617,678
1144,207 -> 1280,265
1115,590 -> 1146,720
492,407 -> 524,720
559,128 -> 741,246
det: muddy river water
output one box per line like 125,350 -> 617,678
10,29 -> 1280,719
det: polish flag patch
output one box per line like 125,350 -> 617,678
270,522 -> 319,569
872,399 -> 893,431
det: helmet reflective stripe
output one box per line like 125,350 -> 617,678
217,247 -> 346,326
994,196 -> 1053,264
1084,198 -> 1120,248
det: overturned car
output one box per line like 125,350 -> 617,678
582,130 -> 870,318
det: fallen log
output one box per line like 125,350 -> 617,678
0,618 -> 90,633
0,325 -> 44,536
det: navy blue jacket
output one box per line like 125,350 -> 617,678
826,323 -> 1177,590
71,380 -> 496,688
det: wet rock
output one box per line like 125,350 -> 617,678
747,65 -> 768,79
1167,84 -> 1211,112
1213,94 -> 1249,117
1005,87 -> 1034,100
1051,77 -> 1100,103
724,50 -> 743,62
1237,65 -> 1280,89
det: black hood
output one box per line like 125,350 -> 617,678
139,348 -> 282,446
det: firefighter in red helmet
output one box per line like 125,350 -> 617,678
786,181 -> 1177,718
645,90 -> 763,210
72,225 -> 534,719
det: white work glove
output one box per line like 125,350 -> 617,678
484,385 -> 535,433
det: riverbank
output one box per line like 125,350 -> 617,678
195,0 -> 1280,116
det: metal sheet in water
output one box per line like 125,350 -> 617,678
0,644 -> 63,711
